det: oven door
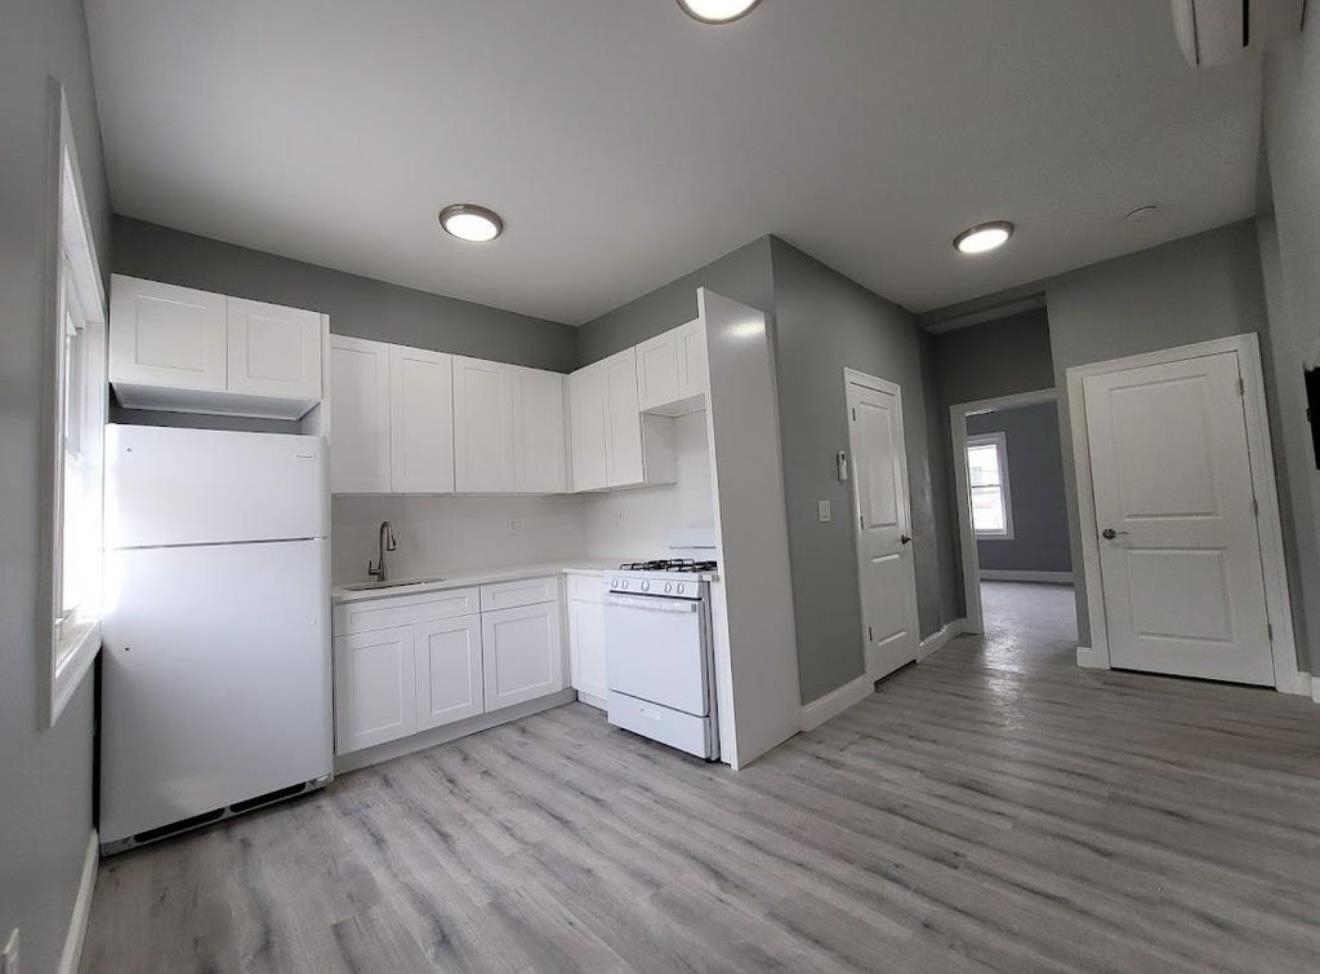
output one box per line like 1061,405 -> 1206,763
604,594 -> 709,716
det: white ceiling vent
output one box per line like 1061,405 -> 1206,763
1171,0 -> 1306,67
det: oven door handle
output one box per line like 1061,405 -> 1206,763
605,594 -> 699,614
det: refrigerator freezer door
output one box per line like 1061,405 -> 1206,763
100,539 -> 333,845
106,424 -> 328,548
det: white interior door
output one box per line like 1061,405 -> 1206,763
1083,351 -> 1275,685
846,372 -> 920,680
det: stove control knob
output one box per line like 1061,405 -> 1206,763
664,582 -> 673,594
620,580 -> 629,590
641,581 -> 650,592
676,583 -> 686,596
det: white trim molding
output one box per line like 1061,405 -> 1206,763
918,619 -> 965,661
57,830 -> 98,974
1076,646 -> 1106,669
950,387 -> 1058,636
1065,333 -> 1303,693
800,673 -> 876,732
1312,677 -> 1320,705
979,569 -> 1073,584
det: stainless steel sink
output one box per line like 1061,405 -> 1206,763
339,576 -> 447,593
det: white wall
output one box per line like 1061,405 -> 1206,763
583,411 -> 716,559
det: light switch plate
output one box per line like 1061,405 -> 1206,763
2,927 -> 19,974
817,500 -> 832,523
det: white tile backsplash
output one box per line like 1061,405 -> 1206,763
332,411 -> 716,582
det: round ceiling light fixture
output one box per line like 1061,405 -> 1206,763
676,0 -> 764,24
438,204 -> 504,243
1125,204 -> 1161,224
953,221 -> 1015,256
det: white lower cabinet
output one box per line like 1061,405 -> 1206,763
415,615 -> 483,730
334,625 -> 417,754
567,589 -> 607,707
481,601 -> 564,711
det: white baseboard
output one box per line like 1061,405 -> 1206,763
979,570 -> 1074,584
918,619 -> 965,662
800,672 -> 876,732
576,690 -> 606,711
57,830 -> 98,974
1276,670 -> 1312,696
1312,676 -> 1320,705
1076,645 -> 1107,669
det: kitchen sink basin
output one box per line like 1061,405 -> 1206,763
339,576 -> 447,593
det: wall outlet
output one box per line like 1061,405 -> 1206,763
2,928 -> 19,974
817,500 -> 832,523
506,518 -> 521,536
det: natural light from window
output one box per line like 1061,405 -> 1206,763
967,433 -> 1012,539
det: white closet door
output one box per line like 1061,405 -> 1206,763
329,336 -> 391,493
453,356 -> 514,493
568,362 -> 609,491
389,345 -> 454,494
604,347 -> 644,486
109,275 -> 227,391
514,367 -> 567,493
415,614 -> 484,730
226,297 -> 322,401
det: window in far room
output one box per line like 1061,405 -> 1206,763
967,431 -> 1013,539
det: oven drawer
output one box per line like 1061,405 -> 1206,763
607,691 -> 716,760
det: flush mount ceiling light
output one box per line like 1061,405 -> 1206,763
438,204 -> 504,243
953,221 -> 1015,256
677,0 -> 763,24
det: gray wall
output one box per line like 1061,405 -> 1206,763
1263,24 -> 1320,674
931,308 -> 1055,406
576,237 -> 776,366
769,240 -> 955,701
113,216 -> 578,372
966,403 -> 1071,574
1,2 -> 110,972
1045,221 -> 1299,656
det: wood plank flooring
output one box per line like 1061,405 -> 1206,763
82,582 -> 1320,973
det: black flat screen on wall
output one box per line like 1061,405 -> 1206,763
1308,367 -> 1320,470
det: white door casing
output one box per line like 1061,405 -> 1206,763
845,369 -> 920,680
1067,333 -> 1301,694
1082,351 -> 1274,685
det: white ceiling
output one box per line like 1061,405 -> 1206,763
84,0 -> 1265,324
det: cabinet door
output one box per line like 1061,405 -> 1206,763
481,602 -> 564,711
389,346 -> 455,494
453,356 -> 514,493
109,275 -> 227,391
334,626 -> 417,754
415,615 -> 484,730
513,367 -> 567,493
635,331 -> 680,413
226,297 -> 323,401
329,336 -> 392,493
568,597 -> 607,705
568,362 -> 609,492
676,318 -> 708,402
605,348 -> 644,487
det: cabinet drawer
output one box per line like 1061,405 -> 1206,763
479,575 -> 558,612
334,586 -> 480,635
566,573 -> 605,604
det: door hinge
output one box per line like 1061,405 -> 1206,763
868,625 -> 874,641
1252,496 -> 1259,518
859,514 -> 865,529
1267,623 -> 1274,642
852,407 -> 857,422
1238,376 -> 1246,397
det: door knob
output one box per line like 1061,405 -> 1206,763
900,535 -> 912,545
1102,528 -> 1129,540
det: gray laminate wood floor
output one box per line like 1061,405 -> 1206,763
82,583 -> 1320,973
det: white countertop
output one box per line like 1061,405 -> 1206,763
331,558 -> 625,604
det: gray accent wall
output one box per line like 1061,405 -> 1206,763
112,216 -> 579,372
966,403 -> 1071,574
1,2 -> 111,972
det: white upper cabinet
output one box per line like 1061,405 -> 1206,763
634,319 -> 707,416
605,348 -> 645,486
453,356 -> 515,493
330,336 -> 391,494
109,275 -> 228,393
389,346 -> 454,494
226,297 -> 323,402
569,361 -> 609,492
513,366 -> 567,494
109,274 -> 324,419
636,330 -> 681,412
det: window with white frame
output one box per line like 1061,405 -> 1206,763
967,431 -> 1013,539
45,87 -> 108,725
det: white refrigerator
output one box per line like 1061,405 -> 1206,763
100,425 -> 333,853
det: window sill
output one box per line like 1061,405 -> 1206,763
49,619 -> 100,726
975,533 -> 1015,542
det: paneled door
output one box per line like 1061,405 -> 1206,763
846,370 -> 920,680
1082,351 -> 1274,685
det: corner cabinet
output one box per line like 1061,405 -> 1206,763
568,348 -> 677,491
109,274 -> 324,420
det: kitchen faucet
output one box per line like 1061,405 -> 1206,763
368,520 -> 398,582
